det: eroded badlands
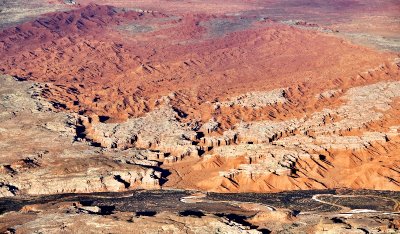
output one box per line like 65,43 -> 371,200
0,0 -> 399,233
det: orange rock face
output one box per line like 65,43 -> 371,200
1,1 -> 400,233
0,0 -> 399,196
0,3 -> 397,121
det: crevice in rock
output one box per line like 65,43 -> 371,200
136,211 -> 157,217
0,183 -> 19,196
258,229 -> 272,234
215,213 -> 257,229
179,210 -> 205,218
113,175 -> 130,188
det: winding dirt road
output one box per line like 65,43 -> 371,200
312,194 -> 400,215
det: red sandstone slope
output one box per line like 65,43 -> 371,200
0,4 -> 396,122
0,3 -> 399,194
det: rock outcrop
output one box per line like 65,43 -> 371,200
220,88 -> 288,108
1,204 -> 261,234
163,81 -> 400,192
0,75 -> 162,197
84,106 -> 199,161
1,0 -> 400,232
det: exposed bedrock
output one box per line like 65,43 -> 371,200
0,75 -> 162,197
164,79 -> 400,192
1,3 -> 398,122
72,77 -> 400,193
1,59 -> 400,195
82,106 -> 199,161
